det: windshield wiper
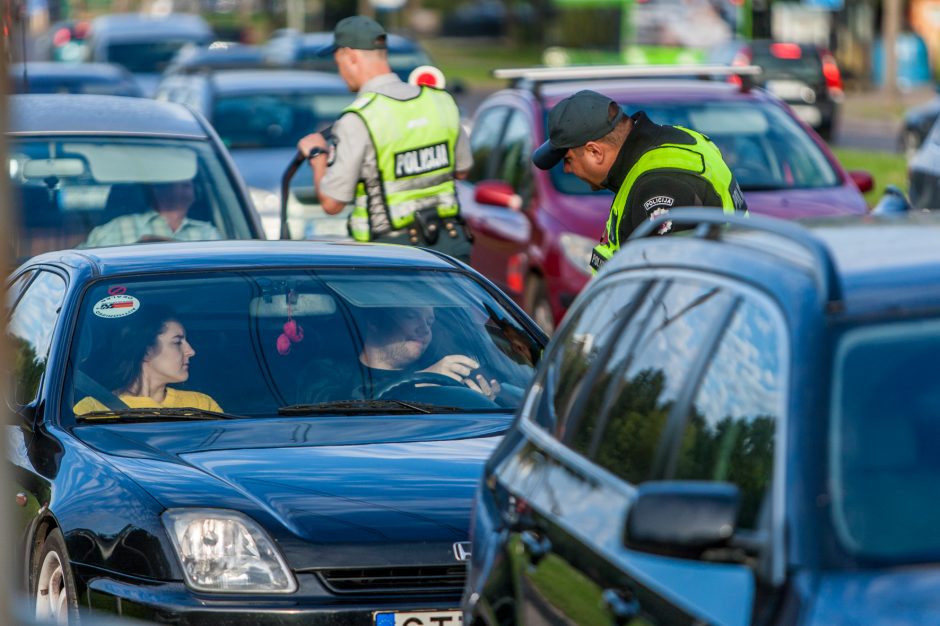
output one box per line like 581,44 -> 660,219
76,407 -> 241,423
278,399 -> 465,416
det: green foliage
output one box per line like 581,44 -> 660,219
831,147 -> 909,209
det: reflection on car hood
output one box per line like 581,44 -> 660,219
76,415 -> 505,567
807,568 -> 940,625
230,147 -> 300,192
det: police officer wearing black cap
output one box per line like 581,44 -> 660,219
297,15 -> 473,262
532,90 -> 747,272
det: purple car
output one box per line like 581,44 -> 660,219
459,76 -> 872,333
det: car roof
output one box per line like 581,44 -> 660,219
537,79 -> 772,108
9,62 -> 129,79
23,240 -> 460,277
90,12 -> 213,38
611,214 -> 940,319
208,69 -> 348,93
8,94 -> 208,137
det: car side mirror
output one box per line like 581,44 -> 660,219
474,179 -> 523,210
625,481 -> 739,559
848,170 -> 874,194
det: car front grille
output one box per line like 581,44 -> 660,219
318,565 -> 467,595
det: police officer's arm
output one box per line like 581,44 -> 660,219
297,114 -> 368,215
623,173 -> 702,240
297,132 -> 346,214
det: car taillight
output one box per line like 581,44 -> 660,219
821,50 -> 843,95
770,42 -> 803,59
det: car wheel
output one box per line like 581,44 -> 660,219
33,528 -> 79,625
525,277 -> 555,336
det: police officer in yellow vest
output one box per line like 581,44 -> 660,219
532,90 -> 747,272
297,16 -> 473,263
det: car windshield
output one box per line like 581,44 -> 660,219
212,92 -> 353,148
107,39 -> 207,73
9,136 -> 254,259
549,100 -> 839,194
831,318 -> 940,563
66,268 -> 541,422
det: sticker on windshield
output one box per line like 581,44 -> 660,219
93,294 -> 140,319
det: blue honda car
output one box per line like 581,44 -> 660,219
7,240 -> 545,625
464,210 -> 940,626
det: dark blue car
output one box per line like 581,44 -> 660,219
7,240 -> 545,625
464,210 -> 940,625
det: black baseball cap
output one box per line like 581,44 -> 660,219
532,90 -> 626,170
317,15 -> 388,56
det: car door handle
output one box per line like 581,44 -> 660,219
519,529 -> 551,563
602,588 -> 641,624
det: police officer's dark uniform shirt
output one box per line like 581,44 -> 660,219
602,112 -> 742,241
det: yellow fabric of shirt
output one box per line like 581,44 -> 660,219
73,387 -> 223,416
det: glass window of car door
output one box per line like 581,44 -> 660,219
588,279 -> 736,484
7,271 -> 67,406
527,276 -> 647,433
672,295 -> 785,531
494,109 -> 534,200
468,106 -> 510,183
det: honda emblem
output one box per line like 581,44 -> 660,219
453,541 -> 471,562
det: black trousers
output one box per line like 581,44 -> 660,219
370,217 -> 472,265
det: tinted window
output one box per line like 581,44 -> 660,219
7,271 -> 66,406
673,297 -> 783,529
832,318 -> 940,561
494,109 -> 533,196
549,101 -> 839,195
535,278 -> 646,436
468,106 -> 510,183
212,92 -> 353,149
591,280 -> 733,483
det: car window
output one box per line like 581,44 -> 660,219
212,92 -> 353,149
8,136 -> 255,260
6,270 -> 36,310
468,106 -> 510,183
672,296 -> 784,530
66,268 -> 542,420
530,277 -> 648,435
831,318 -> 940,562
106,39 -> 209,74
494,109 -> 534,198
7,271 -> 67,406
590,279 -> 734,484
548,100 -> 840,194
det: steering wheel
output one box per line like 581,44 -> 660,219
375,372 -> 466,400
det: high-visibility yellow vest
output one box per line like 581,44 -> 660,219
591,126 -> 745,270
343,86 -> 460,242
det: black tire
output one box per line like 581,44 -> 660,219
524,277 -> 555,336
32,528 -> 80,625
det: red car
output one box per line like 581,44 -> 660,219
458,68 -> 872,333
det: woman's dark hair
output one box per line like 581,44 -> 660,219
103,304 -> 180,392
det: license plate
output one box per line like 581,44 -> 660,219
766,79 -> 807,100
373,609 -> 463,626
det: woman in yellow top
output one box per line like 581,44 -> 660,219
74,305 -> 221,415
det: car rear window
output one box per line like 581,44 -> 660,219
548,100 -> 839,194
750,43 -> 823,84
212,92 -> 354,149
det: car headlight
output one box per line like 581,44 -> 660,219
559,232 -> 597,276
162,509 -> 297,593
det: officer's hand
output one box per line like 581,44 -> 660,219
418,354 -> 479,382
297,133 -> 328,158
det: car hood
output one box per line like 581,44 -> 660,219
230,147 -> 301,192
76,415 -> 505,567
542,188 -> 613,235
743,185 -> 868,218
807,568 -> 940,625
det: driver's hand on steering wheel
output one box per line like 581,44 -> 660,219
419,355 -> 501,400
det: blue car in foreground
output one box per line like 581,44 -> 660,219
7,240 -> 545,625
464,210 -> 940,625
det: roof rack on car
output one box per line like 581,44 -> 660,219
629,209 -> 843,311
492,64 -> 762,92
